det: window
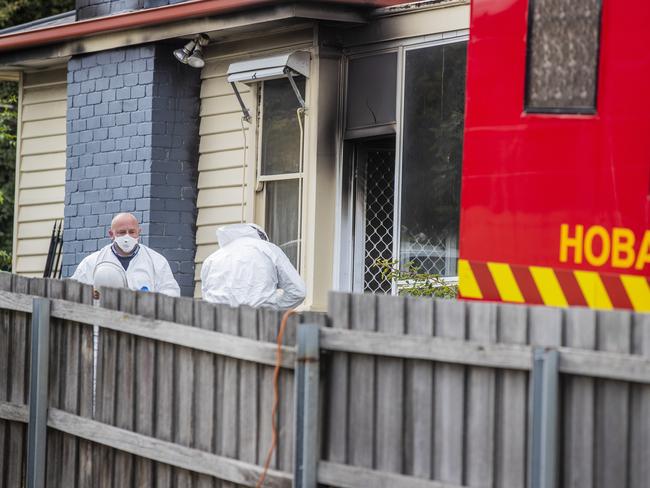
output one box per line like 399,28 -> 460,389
525,0 -> 602,113
346,52 -> 397,133
258,77 -> 306,268
400,42 -> 466,277
341,39 -> 468,293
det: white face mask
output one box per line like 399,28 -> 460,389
115,235 -> 138,254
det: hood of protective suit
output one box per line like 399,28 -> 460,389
216,223 -> 268,248
202,224 -> 305,309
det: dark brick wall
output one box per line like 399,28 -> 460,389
63,44 -> 201,296
148,44 -> 202,296
76,0 -> 190,20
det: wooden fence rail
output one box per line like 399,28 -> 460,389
0,272 -> 648,488
4,289 -> 648,383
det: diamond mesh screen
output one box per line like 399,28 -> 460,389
363,148 -> 395,293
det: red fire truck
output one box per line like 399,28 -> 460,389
458,0 -> 650,312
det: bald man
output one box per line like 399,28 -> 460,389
70,213 -> 180,297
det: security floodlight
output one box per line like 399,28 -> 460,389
174,34 -> 210,68
187,43 -> 205,69
173,40 -> 196,64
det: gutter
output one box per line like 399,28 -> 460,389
0,0 -> 406,53
371,0 -> 469,17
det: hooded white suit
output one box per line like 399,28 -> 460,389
71,243 -> 181,297
201,224 -> 306,309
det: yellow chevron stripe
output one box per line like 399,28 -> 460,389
458,259 -> 483,299
574,270 -> 613,310
620,275 -> 650,313
529,266 -> 568,308
487,262 -> 524,303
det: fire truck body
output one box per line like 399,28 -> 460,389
458,0 -> 650,311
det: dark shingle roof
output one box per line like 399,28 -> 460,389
0,11 -> 75,36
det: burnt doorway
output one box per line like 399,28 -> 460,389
351,137 -> 396,293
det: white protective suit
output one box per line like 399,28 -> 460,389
201,224 -> 306,309
71,243 -> 181,297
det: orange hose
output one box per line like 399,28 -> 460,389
256,308 -> 296,488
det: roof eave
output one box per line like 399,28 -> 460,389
0,0 -> 396,54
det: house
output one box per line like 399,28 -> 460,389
0,0 -> 469,309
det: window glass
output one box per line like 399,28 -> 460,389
346,53 -> 397,129
525,0 -> 602,112
265,179 -> 300,268
400,42 -> 467,277
261,77 -> 306,175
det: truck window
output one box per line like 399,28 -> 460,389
525,0 -> 602,113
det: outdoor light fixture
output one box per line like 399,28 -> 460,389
187,42 -> 206,68
173,33 -> 209,68
227,51 -> 310,122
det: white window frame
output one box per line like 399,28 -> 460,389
254,78 -> 307,270
334,30 -> 469,293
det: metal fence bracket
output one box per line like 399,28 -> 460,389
530,347 -> 559,488
27,297 -> 51,488
293,323 -> 320,488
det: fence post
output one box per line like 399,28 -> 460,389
293,323 -> 320,488
26,297 -> 51,488
529,347 -> 559,488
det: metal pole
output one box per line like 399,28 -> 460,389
43,222 -> 56,278
530,347 -> 559,488
26,297 -> 51,488
285,71 -> 306,109
293,323 -> 320,488
230,82 -> 252,123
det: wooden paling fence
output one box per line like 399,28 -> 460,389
0,271 -> 313,488
321,293 -> 650,488
0,272 -> 94,488
0,271 -> 649,488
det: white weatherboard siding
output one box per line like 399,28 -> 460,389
13,67 -> 67,277
194,30 -> 314,298
195,58 -> 253,297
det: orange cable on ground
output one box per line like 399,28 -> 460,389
256,308 -> 296,488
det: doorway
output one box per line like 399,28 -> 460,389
350,136 -> 396,293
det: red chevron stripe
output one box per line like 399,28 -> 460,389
465,260 -> 646,311
600,274 -> 633,310
470,261 -> 501,301
511,265 -> 544,305
554,268 -> 588,307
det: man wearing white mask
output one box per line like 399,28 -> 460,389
201,223 -> 305,309
70,212 -> 181,297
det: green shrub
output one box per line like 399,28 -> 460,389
373,258 -> 458,299
0,249 -> 11,271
